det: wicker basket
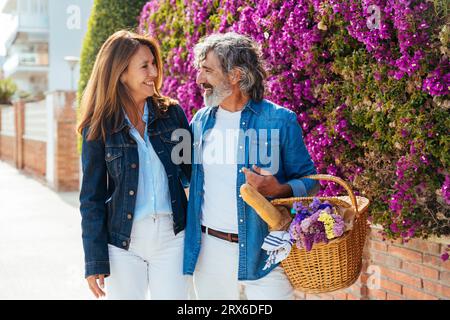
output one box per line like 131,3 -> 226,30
269,174 -> 370,293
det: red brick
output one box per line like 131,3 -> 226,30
370,240 -> 388,252
402,238 -> 441,255
388,238 -> 404,245
379,266 -> 422,288
359,272 -> 370,284
370,230 -> 386,241
331,292 -> 348,300
388,246 -> 423,263
403,261 -> 440,280
403,286 -> 439,300
424,254 -> 450,271
0,135 -> 15,161
23,139 -> 46,178
422,280 -> 450,299
387,292 -> 404,300
367,288 -> 387,300
316,293 -> 335,300
439,271 -> 450,283
380,279 -> 402,294
347,293 -> 363,300
345,283 -> 366,296
372,251 -> 403,268
305,293 -> 333,300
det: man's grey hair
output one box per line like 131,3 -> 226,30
194,32 -> 267,102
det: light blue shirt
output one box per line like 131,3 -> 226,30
123,101 -> 173,221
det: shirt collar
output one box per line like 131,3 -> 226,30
123,101 -> 149,128
208,98 -> 259,118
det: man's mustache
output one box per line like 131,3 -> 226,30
201,84 -> 213,90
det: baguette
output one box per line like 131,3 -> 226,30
240,183 -> 292,231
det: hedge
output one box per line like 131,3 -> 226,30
138,0 -> 449,246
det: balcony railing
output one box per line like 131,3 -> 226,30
3,52 -> 49,77
5,11 -> 49,47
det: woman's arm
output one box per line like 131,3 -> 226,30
79,127 -> 110,279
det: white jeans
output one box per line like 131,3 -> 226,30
193,232 -> 294,300
105,215 -> 189,300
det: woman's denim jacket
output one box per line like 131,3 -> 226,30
80,98 -> 191,278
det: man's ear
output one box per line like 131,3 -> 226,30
229,68 -> 242,85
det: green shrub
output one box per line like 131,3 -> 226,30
0,78 -> 17,104
77,0 -> 148,151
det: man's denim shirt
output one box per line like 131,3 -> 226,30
80,98 -> 191,278
183,99 -> 319,281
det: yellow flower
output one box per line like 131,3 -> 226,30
318,211 -> 336,240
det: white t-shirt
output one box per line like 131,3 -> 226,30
201,107 -> 242,233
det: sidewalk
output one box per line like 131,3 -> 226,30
0,161 -> 92,300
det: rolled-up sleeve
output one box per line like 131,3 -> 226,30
282,112 -> 320,197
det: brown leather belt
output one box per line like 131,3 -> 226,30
201,225 -> 239,243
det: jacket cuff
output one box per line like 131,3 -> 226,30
287,179 -> 307,197
85,261 -> 110,278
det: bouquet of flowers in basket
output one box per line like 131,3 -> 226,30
262,197 -> 354,270
288,198 -> 346,252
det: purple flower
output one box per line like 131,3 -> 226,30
390,223 -> 399,233
138,0 -> 447,246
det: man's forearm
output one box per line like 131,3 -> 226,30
273,183 -> 293,198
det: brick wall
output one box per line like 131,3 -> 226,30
0,105 -> 16,165
53,91 -> 79,191
23,139 -> 46,180
295,225 -> 450,300
14,100 -> 24,169
0,91 -> 80,191
0,135 -> 15,164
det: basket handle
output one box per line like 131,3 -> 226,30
302,174 -> 359,215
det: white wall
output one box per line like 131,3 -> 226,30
24,99 -> 46,141
0,106 -> 15,136
47,0 -> 92,92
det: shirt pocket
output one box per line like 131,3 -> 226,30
105,148 -> 123,178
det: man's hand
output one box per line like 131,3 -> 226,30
243,165 -> 293,198
86,274 -> 106,298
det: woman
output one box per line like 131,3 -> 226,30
77,30 -> 191,299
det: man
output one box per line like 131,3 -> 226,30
183,32 -> 319,299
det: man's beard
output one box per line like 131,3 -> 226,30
203,81 -> 232,107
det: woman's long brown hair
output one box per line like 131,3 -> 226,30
77,30 -> 177,141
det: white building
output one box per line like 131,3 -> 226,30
0,0 -> 93,98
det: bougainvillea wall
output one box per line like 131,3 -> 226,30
138,0 -> 449,251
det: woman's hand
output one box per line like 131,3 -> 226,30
86,274 -> 106,298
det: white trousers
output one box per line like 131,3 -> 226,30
193,232 -> 294,300
105,215 -> 190,300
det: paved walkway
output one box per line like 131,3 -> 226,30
0,161 -> 92,299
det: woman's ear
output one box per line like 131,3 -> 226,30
120,71 -> 127,85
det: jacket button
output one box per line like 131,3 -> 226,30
129,190 -> 135,196
131,163 -> 137,169
122,241 -> 127,247
127,213 -> 132,220
106,153 -> 111,158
